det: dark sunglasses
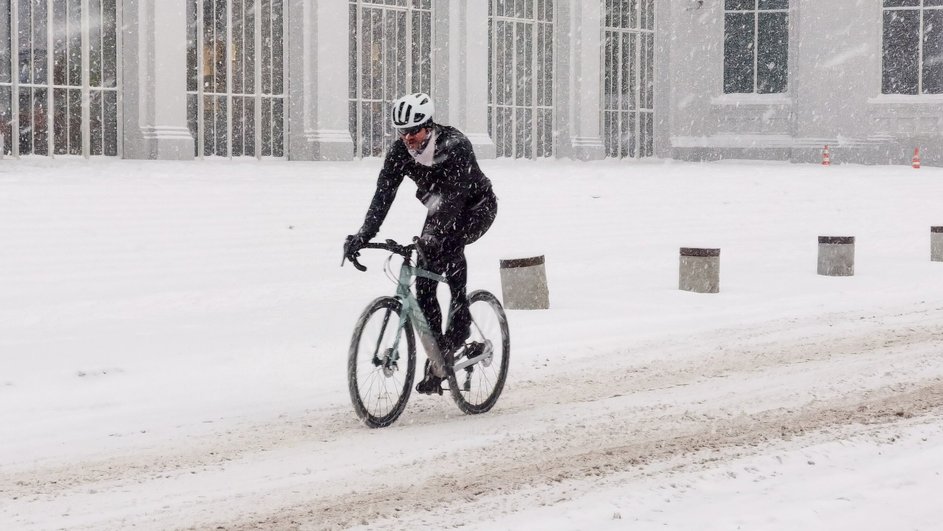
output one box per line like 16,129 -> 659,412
396,124 -> 426,136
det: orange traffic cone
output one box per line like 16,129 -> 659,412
912,147 -> 921,169
822,145 -> 831,166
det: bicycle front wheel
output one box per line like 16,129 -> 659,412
348,296 -> 416,428
448,290 -> 510,414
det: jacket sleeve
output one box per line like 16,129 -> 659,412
358,148 -> 406,240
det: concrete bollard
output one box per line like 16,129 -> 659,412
818,236 -> 855,276
499,255 -> 549,310
679,247 -> 720,293
932,227 -> 943,262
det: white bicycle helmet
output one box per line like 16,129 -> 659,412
390,92 -> 434,130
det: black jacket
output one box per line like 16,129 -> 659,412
358,124 -> 496,241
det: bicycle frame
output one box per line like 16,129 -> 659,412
385,253 -> 450,378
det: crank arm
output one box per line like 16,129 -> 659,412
452,345 -> 493,372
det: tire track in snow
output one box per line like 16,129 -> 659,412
4,306 -> 942,492
226,380 -> 943,530
2,305 -> 943,529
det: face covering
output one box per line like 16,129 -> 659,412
408,127 -> 438,167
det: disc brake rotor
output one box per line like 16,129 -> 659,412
480,340 -> 494,367
380,348 -> 397,377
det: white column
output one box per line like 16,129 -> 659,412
653,0 -> 672,158
121,0 -> 194,160
462,0 -> 495,158
287,0 -> 353,161
435,0 -> 494,159
566,0 -> 605,160
433,0 -> 451,120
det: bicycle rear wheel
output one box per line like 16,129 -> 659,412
348,296 -> 416,428
448,290 -> 510,414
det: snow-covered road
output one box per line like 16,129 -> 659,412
2,159 -> 942,529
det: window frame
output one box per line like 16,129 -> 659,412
1,0 -> 122,158
348,0 -> 433,159
186,0 -> 287,159
488,0 -> 555,159
881,0 -> 943,96
722,0 -> 790,95
600,0 -> 655,159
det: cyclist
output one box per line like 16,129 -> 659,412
344,92 -> 498,395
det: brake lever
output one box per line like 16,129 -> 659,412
341,249 -> 368,272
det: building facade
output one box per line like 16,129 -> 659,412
1,0 -> 940,165
670,0 -> 943,166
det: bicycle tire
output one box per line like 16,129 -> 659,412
448,290 -> 510,414
348,296 -> 416,428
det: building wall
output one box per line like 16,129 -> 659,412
668,0 -> 943,166
8,0 -> 938,164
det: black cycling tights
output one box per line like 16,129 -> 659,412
415,198 -> 497,356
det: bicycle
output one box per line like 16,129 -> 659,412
342,239 -> 510,428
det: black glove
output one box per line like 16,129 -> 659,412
344,233 -> 368,260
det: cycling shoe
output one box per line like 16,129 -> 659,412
415,374 -> 444,395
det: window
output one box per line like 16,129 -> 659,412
186,0 -> 285,158
603,0 -> 655,159
0,0 -> 119,157
883,0 -> 943,95
488,0 -> 554,159
723,0 -> 788,94
349,0 -> 432,158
